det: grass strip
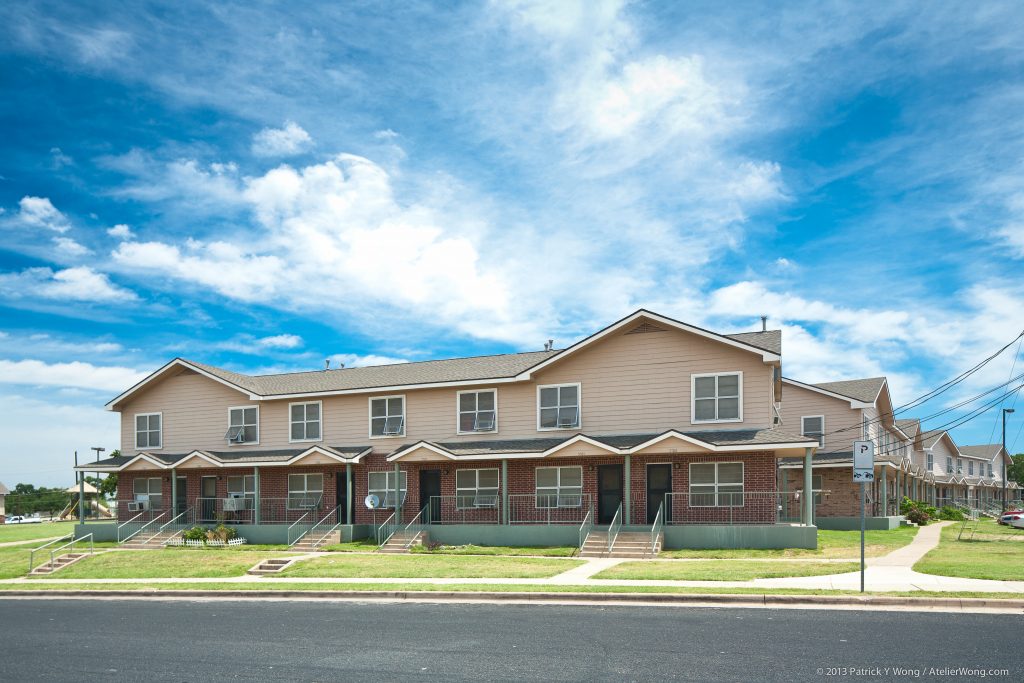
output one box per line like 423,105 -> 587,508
594,560 -> 859,581
913,523 -> 1024,581
280,554 -> 580,579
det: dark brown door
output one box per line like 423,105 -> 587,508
336,472 -> 355,524
597,464 -> 623,524
200,476 -> 217,521
647,464 -> 672,523
419,470 -> 442,523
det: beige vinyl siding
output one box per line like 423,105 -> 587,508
118,324 -> 774,451
779,382 -> 862,454
930,437 -> 959,477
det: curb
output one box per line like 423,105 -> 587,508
2,589 -> 1023,610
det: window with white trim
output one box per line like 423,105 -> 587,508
227,475 -> 255,499
801,416 -> 824,446
946,456 -> 953,473
956,458 -> 963,475
535,466 -> 583,508
225,406 -> 258,444
927,454 -> 934,471
370,396 -> 405,437
455,468 -> 499,508
458,390 -> 497,433
689,462 -> 744,507
538,384 -> 580,429
287,473 -> 323,510
290,401 -> 321,442
135,413 -> 162,449
812,474 -> 823,505
133,477 -> 163,509
368,471 -> 407,508
988,462 -> 994,478
968,461 -> 974,476
692,373 -> 741,422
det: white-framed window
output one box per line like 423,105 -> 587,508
801,416 -> 825,447
133,477 -> 163,509
537,383 -> 580,430
287,473 -> 323,510
535,466 -> 583,508
946,456 -> 953,472
368,471 -> 407,508
289,401 -> 322,442
691,372 -> 742,423
956,458 -> 963,475
135,413 -> 162,450
225,406 -> 259,444
689,462 -> 744,507
968,461 -> 974,476
369,395 -> 405,438
812,474 -> 823,505
927,454 -> 934,471
988,462 -> 994,478
455,468 -> 499,508
457,389 -> 497,433
226,475 -> 255,509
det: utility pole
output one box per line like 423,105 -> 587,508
1003,409 -> 1015,509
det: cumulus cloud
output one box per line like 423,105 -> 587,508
328,353 -> 409,368
15,196 -> 69,232
0,359 -> 147,392
107,224 -> 134,239
251,121 -> 314,157
53,236 -> 92,256
0,266 -> 138,303
256,334 -> 303,349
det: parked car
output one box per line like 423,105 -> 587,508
4,514 -> 42,524
998,510 -> 1024,525
1010,517 -> 1024,530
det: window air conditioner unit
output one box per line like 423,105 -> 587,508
128,501 -> 148,512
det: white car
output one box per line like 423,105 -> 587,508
998,510 -> 1024,526
4,515 -> 42,524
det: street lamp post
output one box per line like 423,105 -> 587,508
1002,409 -> 1014,509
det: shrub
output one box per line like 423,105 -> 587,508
183,526 -> 208,542
899,497 -> 935,525
937,506 -> 965,521
206,523 -> 237,543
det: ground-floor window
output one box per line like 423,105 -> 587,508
812,474 -> 823,505
287,473 -> 323,510
368,471 -> 407,508
455,468 -> 499,508
226,475 -> 256,511
689,462 -> 744,507
133,477 -> 163,510
536,466 -> 583,508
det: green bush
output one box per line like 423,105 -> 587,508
183,526 -> 207,541
899,497 -> 935,525
937,506 -> 965,521
206,524 -> 237,543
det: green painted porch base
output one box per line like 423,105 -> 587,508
662,524 -> 817,550
813,516 -> 904,531
423,525 -> 580,547
76,523 -> 374,545
75,522 -> 118,542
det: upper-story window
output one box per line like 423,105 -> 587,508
946,456 -> 953,472
538,383 -> 580,430
225,406 -> 259,444
801,416 -> 824,446
290,401 -> 322,442
692,372 -> 741,423
927,454 -> 934,471
135,413 -> 162,450
458,390 -> 497,433
968,461 -> 974,476
370,396 -> 405,438
989,462 -> 994,477
956,458 -> 963,475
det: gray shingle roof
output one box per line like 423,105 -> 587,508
812,377 -> 886,403
958,444 -> 1005,459
921,430 -> 948,449
895,418 -> 920,438
724,330 -> 782,355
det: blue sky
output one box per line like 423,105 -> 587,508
2,1 -> 1024,486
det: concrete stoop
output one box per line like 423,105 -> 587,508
247,557 -> 302,575
121,531 -> 181,549
30,553 -> 90,575
580,531 -> 661,558
290,530 -> 341,553
377,531 -> 427,554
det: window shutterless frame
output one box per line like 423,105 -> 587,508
288,400 -> 323,443
225,405 -> 259,445
535,465 -> 583,508
456,389 -> 498,434
801,415 -> 825,447
367,471 -> 408,508
369,395 -> 405,439
688,461 -> 744,507
454,468 -> 500,508
690,372 -> 743,424
134,412 -> 163,450
536,382 -> 582,431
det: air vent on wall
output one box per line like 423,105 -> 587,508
625,321 -> 667,335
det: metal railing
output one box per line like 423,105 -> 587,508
119,510 -> 169,544
193,496 -> 323,525
286,509 -> 315,547
426,495 -> 501,525
375,511 -> 399,547
606,503 -> 622,554
661,491 -> 807,526
577,508 -> 593,554
144,506 -> 194,545
306,505 -> 343,550
399,507 -> 428,550
28,534 -> 74,573
31,534 -> 94,573
508,493 -> 593,525
649,500 -> 664,558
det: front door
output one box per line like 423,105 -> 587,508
175,476 -> 187,516
419,469 -> 442,523
335,471 -> 355,524
646,464 -> 672,523
597,464 -> 623,524
200,476 -> 217,522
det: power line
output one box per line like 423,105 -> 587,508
985,334 -> 1024,445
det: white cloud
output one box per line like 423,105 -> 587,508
0,266 -> 139,303
0,359 -> 147,392
257,334 -> 303,349
107,224 -> 134,239
328,353 -> 409,368
251,121 -> 314,157
15,196 -> 69,232
53,236 -> 92,256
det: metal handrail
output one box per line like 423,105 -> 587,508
399,507 -> 428,549
577,508 -> 593,555
119,510 -> 168,544
115,510 -> 146,540
28,534 -> 74,573
375,511 -> 398,547
649,500 -> 664,558
145,506 -> 194,545
286,510 -> 314,547
33,534 -> 94,573
607,503 -> 622,555
307,505 -> 343,550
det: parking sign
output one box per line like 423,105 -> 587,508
853,440 -> 874,481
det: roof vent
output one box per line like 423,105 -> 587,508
543,339 -> 554,352
324,359 -> 330,370
761,315 -> 768,332
626,321 -> 666,335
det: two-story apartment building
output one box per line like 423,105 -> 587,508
75,310 -> 821,551
947,443 -> 1014,509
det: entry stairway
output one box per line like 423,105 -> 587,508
290,530 -> 341,553
579,529 -> 662,558
121,530 -> 182,549
377,530 -> 427,554
29,553 -> 90,575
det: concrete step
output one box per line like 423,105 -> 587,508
30,552 -> 91,575
247,557 -> 301,575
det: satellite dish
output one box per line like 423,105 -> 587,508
364,494 -> 380,509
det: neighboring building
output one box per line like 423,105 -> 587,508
956,444 -> 1013,508
75,310 -> 821,550
0,480 -> 8,523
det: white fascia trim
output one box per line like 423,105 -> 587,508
514,310 -> 780,381
624,430 -> 820,454
386,441 -> 458,462
287,445 -> 366,465
541,435 -> 620,457
106,358 -> 256,411
172,450 -> 222,468
79,452 -> 170,472
778,462 -> 853,469
780,377 -> 874,409
625,430 -> 714,453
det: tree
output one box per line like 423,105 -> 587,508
85,474 -> 118,499
1009,454 -> 1024,487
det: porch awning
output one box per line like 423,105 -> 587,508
73,444 -> 372,472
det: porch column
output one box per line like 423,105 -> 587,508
623,454 -> 631,526
345,464 -> 353,525
78,470 -> 85,523
394,462 -> 402,523
802,447 -> 814,526
501,459 -> 508,525
254,466 -> 260,524
171,469 -> 177,516
879,464 -> 888,516
780,465 -> 787,521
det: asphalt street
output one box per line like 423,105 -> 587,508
1,599 -> 1021,682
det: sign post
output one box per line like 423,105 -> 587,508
853,440 -> 875,593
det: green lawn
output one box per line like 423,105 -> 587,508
0,521 -> 79,544
320,540 -> 381,553
0,542 -> 120,579
592,560 -> 860,581
280,554 -> 581,579
914,523 -> 1024,581
410,544 -> 577,557
658,526 -> 919,559
42,549 -> 301,579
